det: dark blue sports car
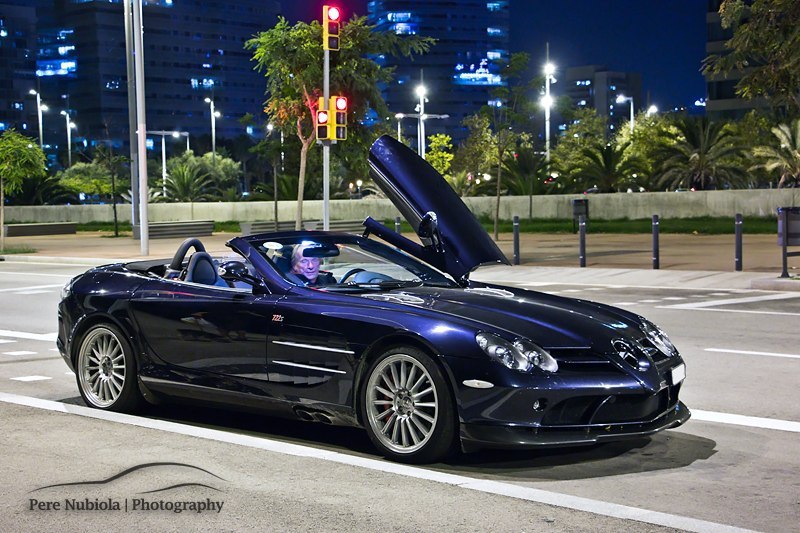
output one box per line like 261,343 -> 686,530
57,136 -> 689,463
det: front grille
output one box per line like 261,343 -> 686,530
549,349 -> 623,374
542,386 -> 681,427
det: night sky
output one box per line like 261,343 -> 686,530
278,0 -> 707,111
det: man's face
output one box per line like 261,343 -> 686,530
292,255 -> 320,281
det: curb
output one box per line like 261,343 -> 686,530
750,277 -> 800,291
0,255 -> 121,266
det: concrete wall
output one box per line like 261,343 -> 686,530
6,189 -> 798,224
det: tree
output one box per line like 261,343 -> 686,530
702,0 -> 800,117
481,52 -> 536,239
551,107 -> 608,192
93,145 -> 127,236
612,111 -> 678,190
751,118 -> 800,188
452,114 -> 495,179
165,162 -> 216,202
425,134 -> 454,177
58,163 -> 114,198
573,142 -> 644,193
247,17 -> 432,229
503,147 -> 552,218
654,117 -> 746,190
9,174 -> 74,205
0,130 -> 47,251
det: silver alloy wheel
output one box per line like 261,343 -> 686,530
77,327 -> 127,408
365,353 -> 439,454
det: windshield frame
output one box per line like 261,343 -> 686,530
247,233 -> 459,291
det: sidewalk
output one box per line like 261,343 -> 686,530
0,230 -> 797,291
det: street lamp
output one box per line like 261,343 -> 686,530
60,110 -> 76,167
543,61 -> 556,162
394,113 -> 405,141
646,105 -> 658,116
147,130 -> 189,196
415,85 -> 427,158
204,97 -> 220,161
29,89 -> 48,149
616,94 -> 634,135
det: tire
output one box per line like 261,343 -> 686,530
75,323 -> 143,413
361,346 -> 456,463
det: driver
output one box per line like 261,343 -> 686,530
290,243 -> 336,287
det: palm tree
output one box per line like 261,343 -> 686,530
165,162 -> 216,202
11,174 -> 75,205
654,117 -> 746,190
571,142 -> 643,193
503,148 -> 552,219
751,119 -> 800,188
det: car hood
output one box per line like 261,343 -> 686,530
368,135 -> 509,282
362,284 -> 644,349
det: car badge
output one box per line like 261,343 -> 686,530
272,314 -> 284,323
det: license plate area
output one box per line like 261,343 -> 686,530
670,363 -> 686,385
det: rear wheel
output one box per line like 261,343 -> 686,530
75,323 -> 143,413
362,346 -> 456,463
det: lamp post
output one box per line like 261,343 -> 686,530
415,85 -> 427,158
543,61 -> 556,163
204,97 -> 219,161
646,105 -> 658,116
394,113 -> 405,141
29,89 -> 47,149
616,94 -> 634,135
60,110 -> 75,167
147,130 -> 188,196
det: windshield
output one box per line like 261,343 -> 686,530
251,234 -> 457,290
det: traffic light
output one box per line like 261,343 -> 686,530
331,95 -> 347,141
316,97 -> 331,140
323,5 -> 341,51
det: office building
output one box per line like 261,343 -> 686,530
0,1 -> 38,134
367,0 -> 510,147
562,65 -> 642,136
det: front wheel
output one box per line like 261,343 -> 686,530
362,346 -> 456,463
75,323 -> 143,413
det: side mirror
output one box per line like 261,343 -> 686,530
418,211 -> 443,252
219,261 -> 267,293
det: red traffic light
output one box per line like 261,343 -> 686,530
334,96 -> 347,111
317,110 -> 329,124
327,6 -> 341,22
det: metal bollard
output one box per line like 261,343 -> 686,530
579,214 -> 586,267
735,213 -> 743,271
652,215 -> 660,270
395,216 -> 401,234
513,215 -> 520,265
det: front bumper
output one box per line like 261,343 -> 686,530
460,400 -> 690,451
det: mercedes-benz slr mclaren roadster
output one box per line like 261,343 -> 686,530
57,135 -> 689,463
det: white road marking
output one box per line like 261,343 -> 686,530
0,329 -> 58,342
15,290 -> 54,295
49,348 -> 60,352
0,339 -> 16,344
3,351 -> 36,356
562,289 -> 583,293
704,348 -> 800,360
0,392 -> 750,533
656,307 -> 800,317
664,292 -> 800,309
638,299 -> 661,303
9,376 -> 52,382
612,302 -> 637,306
692,410 -> 800,433
662,297 -> 686,301
709,292 -> 730,296
0,271 -> 74,279
0,284 -> 63,293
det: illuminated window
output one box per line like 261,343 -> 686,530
12,102 -> 23,110
487,51 -> 502,60
0,122 -> 6,131
387,12 -> 412,22
393,23 -> 417,35
487,2 -> 501,11
487,27 -> 504,36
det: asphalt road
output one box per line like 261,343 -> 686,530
0,261 -> 798,532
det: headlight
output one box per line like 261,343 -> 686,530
640,320 -> 677,357
476,332 -> 558,373
60,278 -> 75,300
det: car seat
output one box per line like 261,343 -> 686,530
184,252 -> 229,287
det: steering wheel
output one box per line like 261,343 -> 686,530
168,238 -> 206,271
339,268 -> 366,283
